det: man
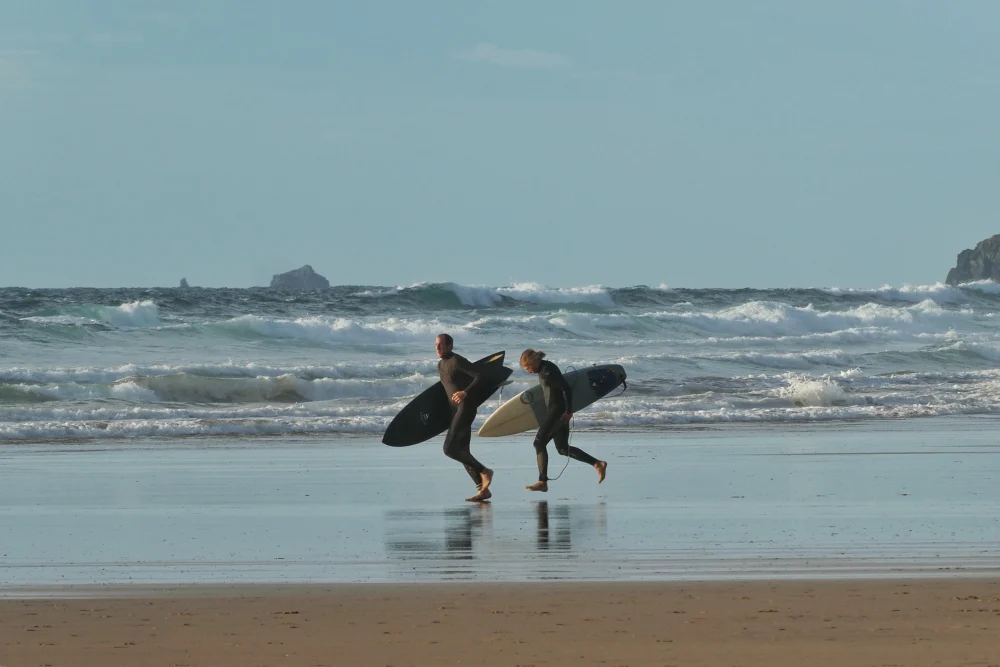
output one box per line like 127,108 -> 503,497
436,333 -> 494,502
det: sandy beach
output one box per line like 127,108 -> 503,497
2,420 -> 1000,665
4,580 -> 1000,666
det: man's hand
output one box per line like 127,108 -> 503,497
560,411 -> 572,423
452,390 -> 467,404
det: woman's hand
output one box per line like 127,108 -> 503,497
560,411 -> 572,423
452,390 -> 467,404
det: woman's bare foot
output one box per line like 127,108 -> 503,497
480,468 -> 494,491
595,461 -> 607,483
525,481 -> 548,492
466,488 -> 492,502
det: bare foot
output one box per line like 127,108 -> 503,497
595,461 -> 607,483
525,481 -> 548,492
480,467 -> 494,491
466,488 -> 492,502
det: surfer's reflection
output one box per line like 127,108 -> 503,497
384,505 -> 492,561
535,501 -> 571,551
443,505 -> 492,558
385,502 -> 607,563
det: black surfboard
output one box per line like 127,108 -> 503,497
382,351 -> 512,447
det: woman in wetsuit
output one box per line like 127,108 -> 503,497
519,349 -> 607,492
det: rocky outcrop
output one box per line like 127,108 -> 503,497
270,265 -> 330,290
179,278 -> 190,288
946,235 -> 1000,285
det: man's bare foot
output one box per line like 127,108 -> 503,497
466,488 -> 492,502
595,461 -> 608,483
480,467 -> 494,491
525,481 -> 548,492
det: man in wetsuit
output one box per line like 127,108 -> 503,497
436,333 -> 494,502
520,348 -> 607,492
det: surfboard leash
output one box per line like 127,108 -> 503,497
548,367 -> 627,483
546,414 -> 574,481
545,364 -> 578,482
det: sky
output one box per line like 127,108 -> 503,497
2,0 -> 999,289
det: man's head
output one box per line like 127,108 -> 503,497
435,333 -> 454,358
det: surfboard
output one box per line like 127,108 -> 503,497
382,351 -> 513,447
477,364 -> 627,438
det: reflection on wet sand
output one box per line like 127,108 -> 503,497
384,503 -> 607,574
384,505 -> 494,561
535,502 -> 571,551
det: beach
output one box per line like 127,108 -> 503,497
2,421 -> 999,664
6,0 -> 1000,659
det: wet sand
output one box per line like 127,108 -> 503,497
3,420 -> 999,586
4,580 -> 1000,666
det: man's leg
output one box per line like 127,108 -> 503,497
443,403 -> 493,500
526,412 -> 559,492
443,404 -> 485,475
553,424 -> 599,465
534,434 -> 550,482
464,463 -> 482,489
553,423 -> 607,482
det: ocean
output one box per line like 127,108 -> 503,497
4,280 -> 1000,443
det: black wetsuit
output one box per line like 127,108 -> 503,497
534,359 -> 598,481
438,351 -> 489,485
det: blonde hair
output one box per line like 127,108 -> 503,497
519,348 -> 546,369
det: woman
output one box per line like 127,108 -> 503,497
520,349 -> 607,492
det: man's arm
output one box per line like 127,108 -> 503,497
455,354 -> 484,395
547,363 -> 573,413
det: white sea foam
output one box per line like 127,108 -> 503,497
353,286 -> 402,297
461,300 -> 974,342
824,283 -> 960,303
136,373 -> 432,403
101,300 -> 160,328
0,417 -> 390,440
824,281 -> 1000,304
0,360 -> 441,385
21,314 -> 101,326
0,374 -> 438,405
445,283 -> 505,307
646,299 -> 971,338
497,283 -> 614,307
219,315 -> 442,345
566,392 -> 1000,428
1,399 -> 406,424
380,281 -> 616,307
958,280 -> 1000,294
937,340 -> 1000,363
19,300 -> 161,329
775,375 -> 851,407
8,373 -> 1000,440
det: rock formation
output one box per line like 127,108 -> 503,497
179,278 -> 190,288
270,265 -> 330,290
946,235 -> 1000,285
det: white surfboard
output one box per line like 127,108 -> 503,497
477,364 -> 627,437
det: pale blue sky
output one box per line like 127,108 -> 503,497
2,1 -> 999,288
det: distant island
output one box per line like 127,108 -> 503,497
270,265 -> 330,290
946,234 -> 1000,285
179,278 -> 190,288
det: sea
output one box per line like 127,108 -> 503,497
3,280 -> 1000,442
